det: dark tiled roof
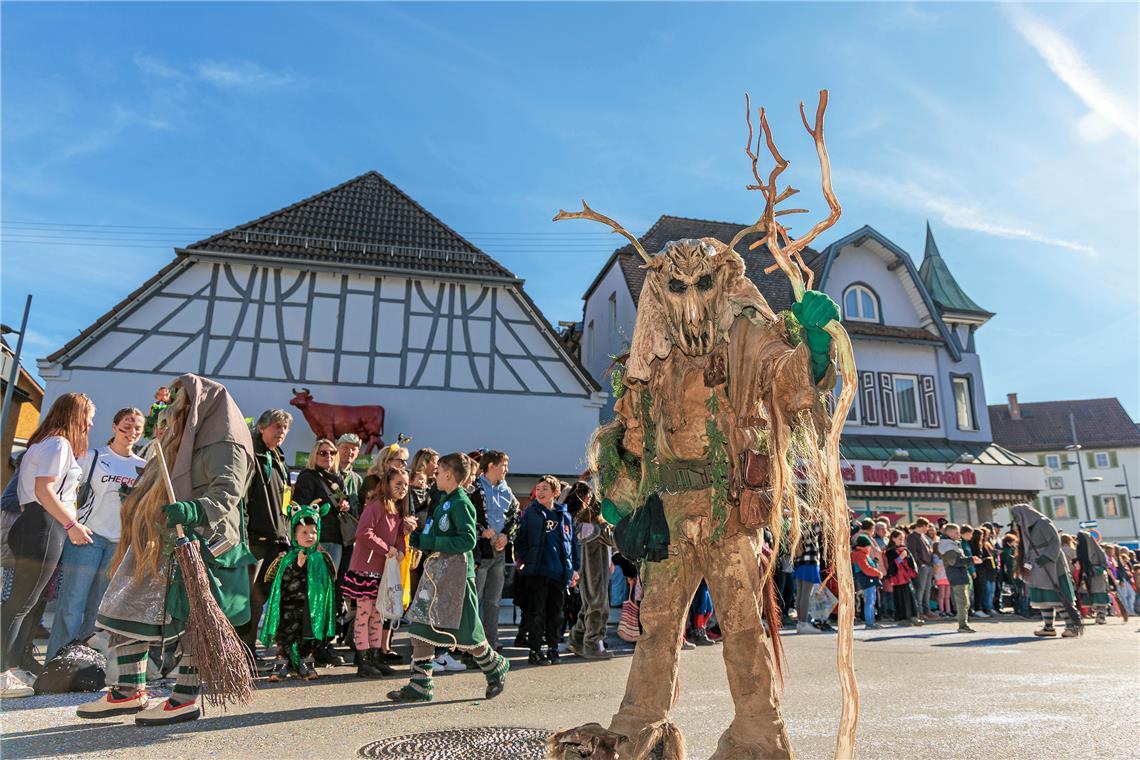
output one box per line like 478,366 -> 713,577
841,321 -> 941,343
585,214 -> 820,313
182,171 -> 516,281
840,435 -> 1034,466
918,223 -> 992,317
988,397 -> 1140,452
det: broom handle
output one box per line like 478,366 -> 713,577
152,441 -> 186,541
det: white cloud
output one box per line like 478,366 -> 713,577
133,53 -> 187,80
1006,5 -> 1139,144
838,169 -> 1097,256
192,59 -> 293,89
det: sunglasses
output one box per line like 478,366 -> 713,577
318,450 -> 336,457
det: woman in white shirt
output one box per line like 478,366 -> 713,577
46,407 -> 145,660
1,393 -> 95,698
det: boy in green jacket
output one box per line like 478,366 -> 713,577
388,452 -> 509,703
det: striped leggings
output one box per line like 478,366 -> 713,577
113,637 -> 200,705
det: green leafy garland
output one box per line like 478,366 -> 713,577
597,423 -> 640,497
705,391 -> 730,543
638,389 -> 661,503
778,310 -> 805,347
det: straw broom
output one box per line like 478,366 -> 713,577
153,441 -> 255,708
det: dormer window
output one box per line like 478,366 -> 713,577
843,284 -> 880,323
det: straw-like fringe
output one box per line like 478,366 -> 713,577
546,723 -> 621,760
177,539 -> 255,709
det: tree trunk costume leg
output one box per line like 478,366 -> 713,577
704,530 -> 792,760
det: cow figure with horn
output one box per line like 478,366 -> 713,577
548,91 -> 860,760
288,388 -> 385,455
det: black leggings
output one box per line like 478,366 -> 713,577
1,504 -> 65,671
526,575 -> 565,651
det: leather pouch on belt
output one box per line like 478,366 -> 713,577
737,451 -> 773,528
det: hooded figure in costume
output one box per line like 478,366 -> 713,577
260,502 -> 338,680
553,236 -> 840,760
1010,503 -> 1083,638
1075,530 -> 1110,623
78,373 -> 255,725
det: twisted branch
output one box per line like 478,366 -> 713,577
553,200 -> 651,264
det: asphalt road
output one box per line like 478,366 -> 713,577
2,615 -> 1137,759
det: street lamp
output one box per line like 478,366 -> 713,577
882,448 -> 910,467
1115,463 -> 1140,542
1064,440 -> 1093,522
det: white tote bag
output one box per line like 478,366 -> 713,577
378,558 -> 404,623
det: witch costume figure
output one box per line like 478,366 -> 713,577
260,502 -> 338,682
551,92 -> 862,760
1075,530 -> 1111,625
387,452 -> 509,703
77,374 -> 256,725
1010,503 -> 1083,639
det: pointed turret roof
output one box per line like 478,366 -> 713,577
918,222 -> 992,318
182,171 -> 516,281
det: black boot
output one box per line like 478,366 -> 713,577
356,648 -> 383,678
369,648 -> 396,676
313,641 -> 344,667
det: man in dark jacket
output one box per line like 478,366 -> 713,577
514,475 -> 579,666
906,517 -> 935,619
239,409 -> 292,657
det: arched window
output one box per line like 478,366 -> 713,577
843,284 -> 880,322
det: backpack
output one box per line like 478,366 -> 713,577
34,640 -> 107,694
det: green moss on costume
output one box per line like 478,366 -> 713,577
779,310 -> 804,347
705,391 -> 730,544
610,360 -> 626,400
638,389 -> 662,503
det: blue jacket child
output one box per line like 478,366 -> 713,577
515,500 -> 581,586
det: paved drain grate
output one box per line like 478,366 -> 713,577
359,726 -> 550,759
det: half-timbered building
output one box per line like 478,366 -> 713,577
39,172 -> 605,475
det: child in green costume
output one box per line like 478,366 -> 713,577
260,502 -> 338,681
388,452 -> 508,702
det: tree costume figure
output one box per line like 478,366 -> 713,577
1010,503 -> 1083,638
260,502 -> 338,681
388,452 -> 509,703
550,91 -> 860,760
77,374 -> 255,726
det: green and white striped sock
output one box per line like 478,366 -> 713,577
170,651 -> 200,706
471,643 -> 508,683
113,640 -> 149,697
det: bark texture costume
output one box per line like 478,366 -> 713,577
550,92 -> 860,760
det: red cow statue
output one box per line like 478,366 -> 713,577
289,387 -> 385,454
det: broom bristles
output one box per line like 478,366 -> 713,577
175,539 -> 255,708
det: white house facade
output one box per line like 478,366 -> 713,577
39,172 -> 605,476
581,216 -> 1042,525
989,395 -> 1140,545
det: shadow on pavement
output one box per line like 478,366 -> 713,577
0,697 -> 475,759
931,636 -> 1050,648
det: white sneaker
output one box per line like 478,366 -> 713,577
0,670 -> 35,698
12,668 -> 38,687
435,652 -> 467,672
797,622 -> 824,635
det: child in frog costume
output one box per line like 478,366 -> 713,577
260,502 -> 338,681
388,452 -> 509,703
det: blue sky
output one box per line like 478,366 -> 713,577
3,2 -> 1138,417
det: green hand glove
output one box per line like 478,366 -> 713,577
163,500 -> 202,528
791,290 -> 840,382
600,498 -> 623,526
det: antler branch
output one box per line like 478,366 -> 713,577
553,200 -> 651,264
785,91 -> 842,258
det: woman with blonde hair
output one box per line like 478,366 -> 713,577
77,374 -> 256,723
1,392 -> 95,698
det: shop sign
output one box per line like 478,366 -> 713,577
840,459 -> 1044,491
